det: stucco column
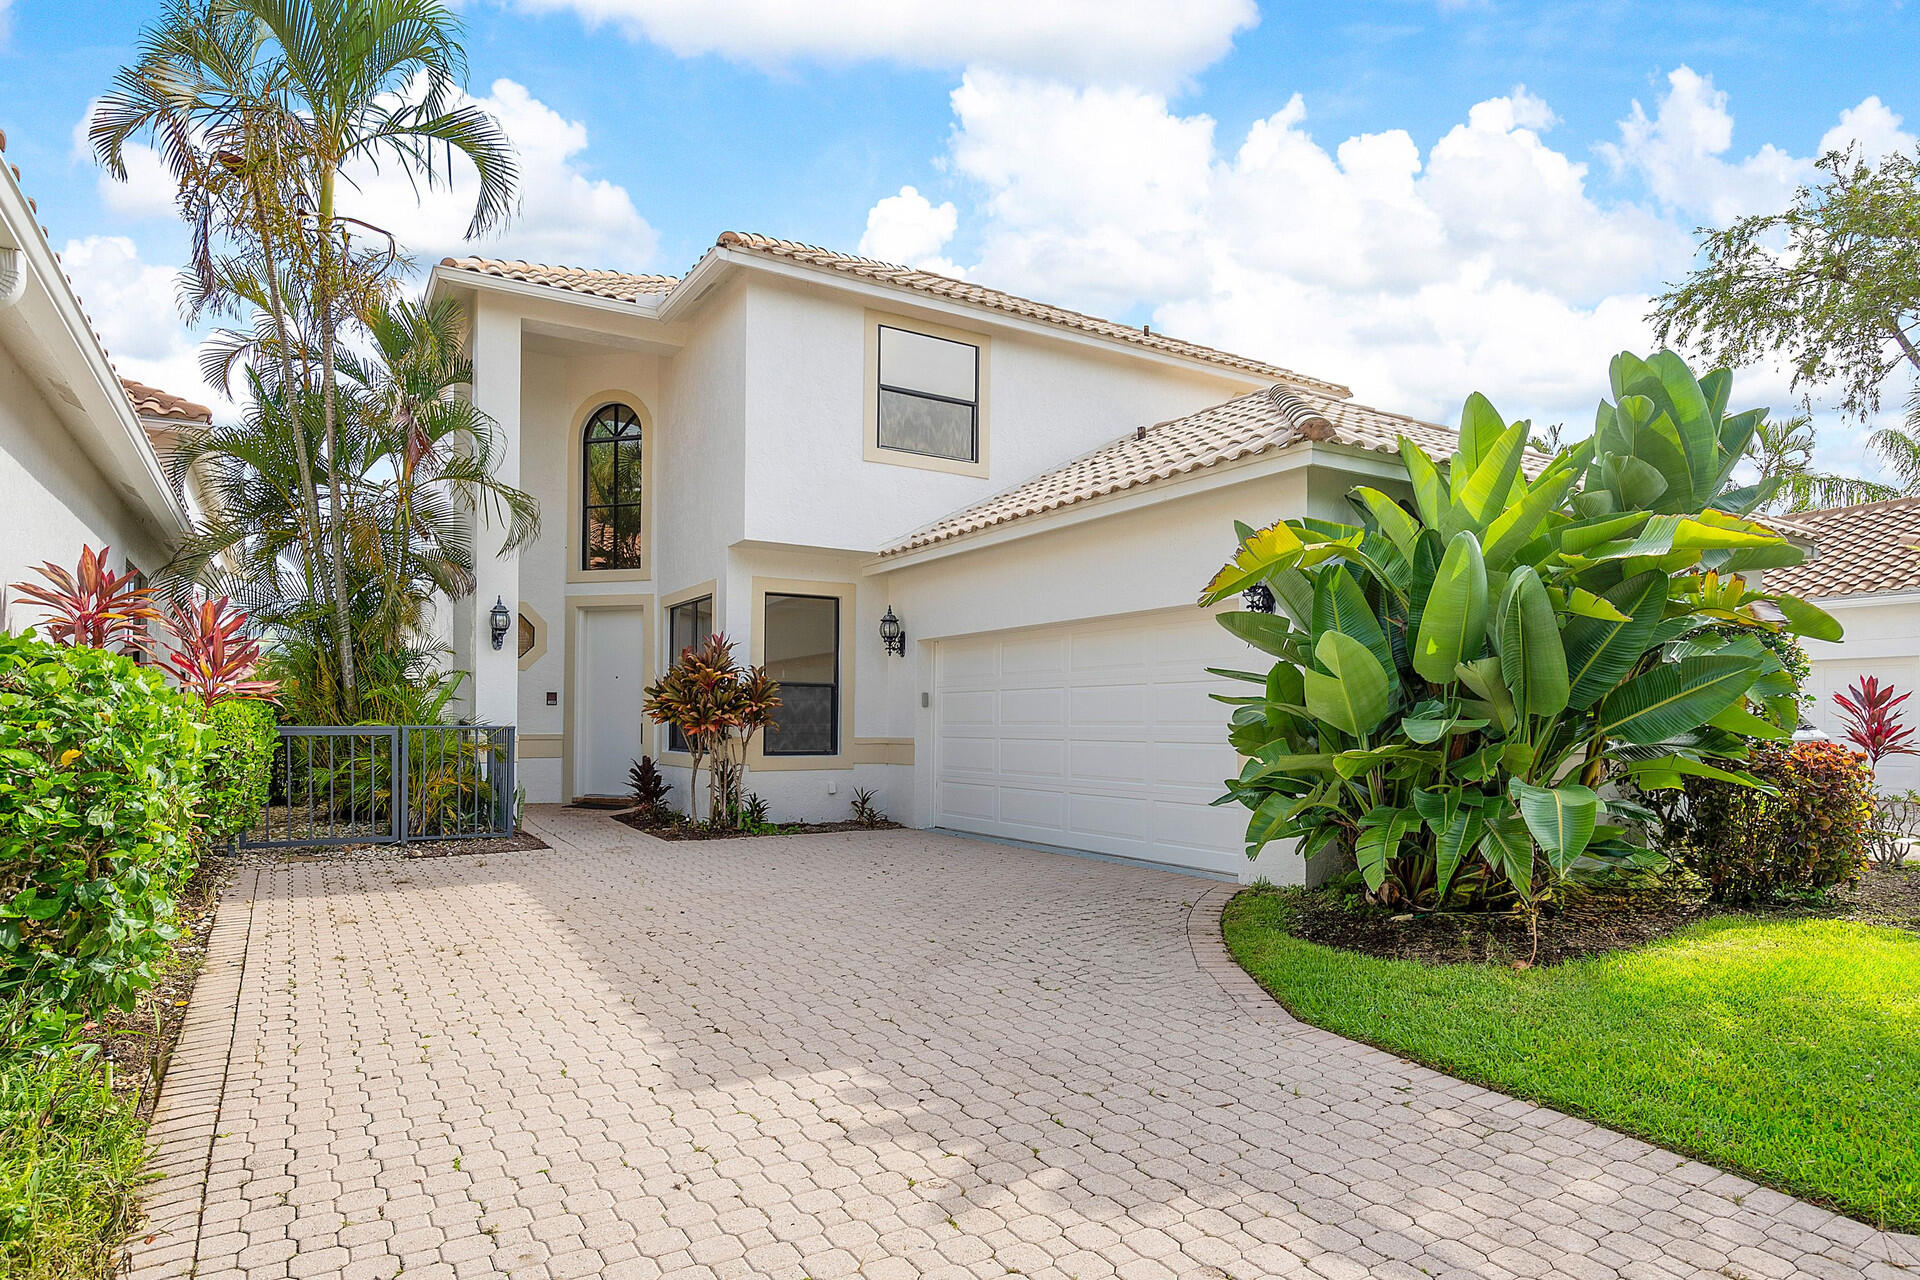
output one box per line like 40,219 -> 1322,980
467,294 -> 521,728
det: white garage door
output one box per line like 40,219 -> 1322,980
934,610 -> 1251,876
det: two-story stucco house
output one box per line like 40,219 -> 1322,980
432,233 -> 1458,883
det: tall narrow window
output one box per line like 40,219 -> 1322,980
582,404 -> 643,570
877,325 -> 978,462
665,595 -> 714,753
762,594 -> 839,756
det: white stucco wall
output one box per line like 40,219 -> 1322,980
0,338 -> 172,629
1800,592 -> 1920,794
738,275 -> 1263,552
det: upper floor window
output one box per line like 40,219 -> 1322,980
582,404 -> 643,570
877,325 -> 978,463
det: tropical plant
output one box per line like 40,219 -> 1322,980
1672,740 -> 1873,902
850,787 -> 887,828
626,755 -> 672,823
1835,676 -> 1919,768
8,546 -> 158,651
94,0 -> 518,718
1201,349 -> 1841,911
156,596 -> 281,707
642,634 -> 781,827
1747,414 -> 1898,513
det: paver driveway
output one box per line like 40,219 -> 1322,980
134,807 -> 1919,1280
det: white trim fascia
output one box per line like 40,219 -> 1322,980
0,163 -> 186,537
1802,589 -> 1920,610
862,441 -> 1405,575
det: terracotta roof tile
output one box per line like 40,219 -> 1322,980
122,378 -> 213,425
440,234 -> 1350,395
439,257 -> 680,302
1763,496 -> 1920,600
879,385 -> 1487,557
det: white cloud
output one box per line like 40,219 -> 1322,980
72,100 -> 179,221
1599,66 -> 1810,225
1818,95 -> 1917,163
336,78 -> 658,272
857,186 -> 961,275
506,0 -> 1256,88
58,235 -> 227,412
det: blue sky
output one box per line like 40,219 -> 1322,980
1,0 -> 1916,473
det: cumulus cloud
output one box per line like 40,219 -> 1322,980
337,78 -> 658,271
72,101 -> 178,221
857,186 -> 961,275
923,67 -> 1907,443
58,235 -> 227,412
505,0 -> 1256,88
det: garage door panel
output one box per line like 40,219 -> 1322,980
1000,686 -> 1067,725
999,738 -> 1066,778
936,610 -> 1247,877
1070,685 -> 1147,725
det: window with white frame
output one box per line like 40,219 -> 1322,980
876,325 -> 978,462
665,595 -> 714,753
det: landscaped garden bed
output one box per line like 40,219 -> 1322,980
1222,870 -> 1920,1232
613,810 -> 899,840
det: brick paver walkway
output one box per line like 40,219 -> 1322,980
132,806 -> 1919,1280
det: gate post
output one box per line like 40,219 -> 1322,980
392,726 -> 409,846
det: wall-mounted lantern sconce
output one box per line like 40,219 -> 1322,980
1242,583 -> 1276,614
489,596 -> 512,650
879,605 -> 907,656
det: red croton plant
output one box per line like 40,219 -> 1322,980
10,545 -> 278,706
1834,676 -> 1918,768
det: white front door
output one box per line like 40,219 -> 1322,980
933,610 -> 1250,876
576,606 -> 647,799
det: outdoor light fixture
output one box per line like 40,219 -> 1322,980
879,605 -> 906,656
1242,583 -> 1276,614
489,596 -> 512,651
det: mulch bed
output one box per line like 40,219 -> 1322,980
85,858 -> 232,1123
612,811 -> 900,840
1271,864 -> 1920,969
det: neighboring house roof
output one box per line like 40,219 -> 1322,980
879,385 -> 1480,557
1762,496 -> 1920,600
123,378 -> 213,425
439,231 -> 1351,396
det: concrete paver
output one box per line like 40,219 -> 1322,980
131,805 -> 1920,1279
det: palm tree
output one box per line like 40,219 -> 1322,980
94,0 -> 518,716
1750,414 -> 1899,513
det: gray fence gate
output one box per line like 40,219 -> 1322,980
241,724 -> 516,849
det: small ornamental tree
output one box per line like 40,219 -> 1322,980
1835,676 -> 1918,769
642,634 -> 780,826
1202,350 -> 1841,911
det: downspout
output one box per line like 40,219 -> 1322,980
0,246 -> 24,310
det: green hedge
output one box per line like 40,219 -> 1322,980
199,698 -> 276,843
0,633 -> 206,1016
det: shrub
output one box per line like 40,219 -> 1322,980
1204,350 -> 1837,910
627,755 -> 672,822
643,634 -> 779,826
200,698 -> 277,843
850,787 -> 886,827
0,632 -> 206,1015
1677,740 -> 1873,902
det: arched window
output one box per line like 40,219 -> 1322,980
582,404 -> 643,570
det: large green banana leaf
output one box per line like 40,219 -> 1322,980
1563,570 -> 1666,709
1497,566 -> 1569,716
1304,631 -> 1391,737
1508,778 -> 1598,869
1412,531 -> 1489,682
1599,655 -> 1762,745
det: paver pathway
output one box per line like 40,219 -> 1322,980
133,806 -> 1919,1280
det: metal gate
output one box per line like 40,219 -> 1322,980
240,725 -> 516,849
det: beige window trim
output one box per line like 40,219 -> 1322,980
517,602 -> 550,671
862,309 -> 991,478
568,390 -> 655,584
747,576 -> 857,772
656,579 -> 720,768
560,592 -> 654,803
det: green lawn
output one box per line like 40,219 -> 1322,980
1222,889 -> 1920,1232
